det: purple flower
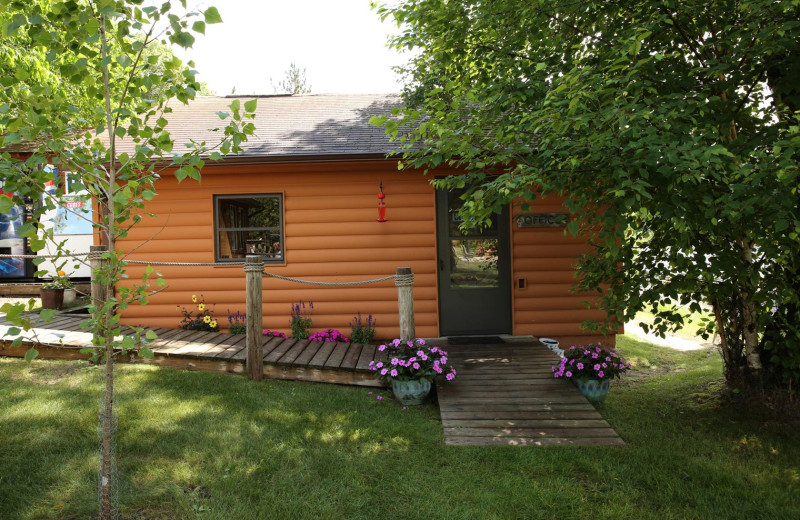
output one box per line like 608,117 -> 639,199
391,358 -> 399,365
407,341 -> 414,347
380,368 -> 388,375
431,347 -> 439,353
413,362 -> 420,370
594,364 -> 601,371
417,339 -> 426,345
392,339 -> 401,347
446,372 -> 455,381
598,371 -> 605,378
441,356 -> 447,363
566,371 -> 573,377
592,353 -> 599,359
390,369 -> 398,377
369,360 -> 374,367
577,362 -> 584,370
376,362 -> 383,369
433,365 -> 442,374
417,350 -> 425,357
409,357 -> 417,363
402,406 -> 407,410
602,363 -> 607,368
420,354 -> 428,361
376,396 -> 382,400
378,345 -> 386,351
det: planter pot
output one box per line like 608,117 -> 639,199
62,288 -> 77,306
40,288 -> 64,310
391,378 -> 432,405
574,377 -> 610,403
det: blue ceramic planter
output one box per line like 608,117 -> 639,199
574,377 -> 610,403
391,378 -> 432,405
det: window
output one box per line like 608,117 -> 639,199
214,194 -> 283,263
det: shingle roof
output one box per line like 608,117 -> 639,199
132,93 -> 403,160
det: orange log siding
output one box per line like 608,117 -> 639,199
116,159 -> 611,340
118,160 -> 441,338
510,196 -> 605,338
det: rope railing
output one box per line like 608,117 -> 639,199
4,248 -> 417,381
0,251 -> 413,285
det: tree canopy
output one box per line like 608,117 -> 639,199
0,1 -> 255,516
373,0 -> 800,390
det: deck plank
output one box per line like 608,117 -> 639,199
436,342 -> 623,447
263,338 -> 298,364
339,343 -> 363,371
277,339 -> 312,366
355,343 -> 377,371
307,341 -> 336,368
323,341 -> 351,369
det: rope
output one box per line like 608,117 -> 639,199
262,270 -> 401,287
0,252 -> 91,259
0,252 -> 415,286
124,260 -> 239,267
394,273 -> 415,287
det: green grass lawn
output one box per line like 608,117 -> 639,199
1,336 -> 798,520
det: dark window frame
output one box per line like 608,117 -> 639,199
213,193 -> 284,264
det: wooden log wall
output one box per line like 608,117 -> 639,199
509,196 -> 609,338
117,160 -> 441,339
115,158 -> 613,341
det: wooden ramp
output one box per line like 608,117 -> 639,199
437,343 -> 624,446
0,313 -> 386,387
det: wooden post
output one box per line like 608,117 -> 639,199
395,266 -> 415,342
89,245 -> 108,343
245,255 -> 264,381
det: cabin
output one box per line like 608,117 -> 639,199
112,94 -> 614,345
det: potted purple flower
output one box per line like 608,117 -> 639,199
552,344 -> 631,403
369,338 -> 457,405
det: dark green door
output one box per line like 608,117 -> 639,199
436,188 -> 512,335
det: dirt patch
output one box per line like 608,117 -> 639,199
9,359 -> 90,386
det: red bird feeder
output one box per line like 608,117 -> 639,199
377,182 -> 387,222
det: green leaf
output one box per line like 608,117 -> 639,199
0,196 -> 15,214
6,326 -> 21,336
204,7 -> 223,24
139,345 -> 154,358
244,99 -> 258,112
39,309 -> 57,323
192,21 -> 206,34
145,329 -> 158,340
24,348 -> 39,362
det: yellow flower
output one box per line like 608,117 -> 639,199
198,303 -> 205,312
57,270 -> 65,277
203,315 -> 211,323
210,320 -> 217,328
192,295 -> 197,303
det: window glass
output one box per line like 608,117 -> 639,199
215,194 -> 283,262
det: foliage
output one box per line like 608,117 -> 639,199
369,338 -> 457,382
0,2 -> 255,517
308,328 -> 350,342
289,300 -> 313,339
350,312 -> 377,344
178,295 -> 218,332
271,62 -> 311,94
552,344 -> 631,381
373,0 -> 800,391
263,329 -> 288,339
227,309 -> 247,335
41,270 -> 72,290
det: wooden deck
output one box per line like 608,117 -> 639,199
0,312 -> 387,387
437,343 -> 625,446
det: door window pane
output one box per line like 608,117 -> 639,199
449,239 -> 499,288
